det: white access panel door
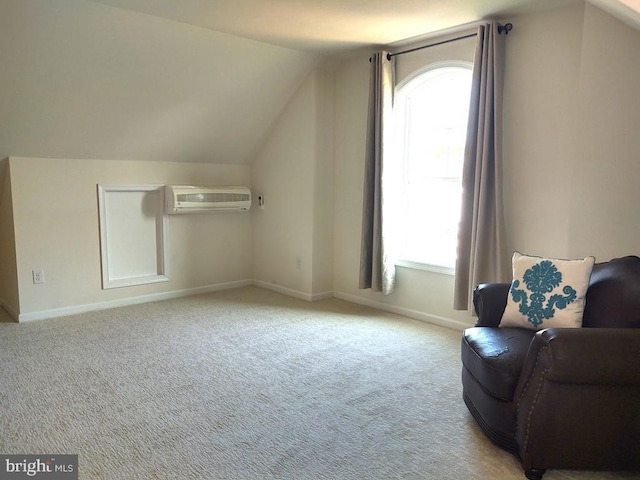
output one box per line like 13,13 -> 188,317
98,184 -> 169,289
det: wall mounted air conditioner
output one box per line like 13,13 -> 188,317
165,185 -> 251,213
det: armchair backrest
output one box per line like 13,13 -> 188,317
582,255 -> 640,328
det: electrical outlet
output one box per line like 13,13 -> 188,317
32,269 -> 45,284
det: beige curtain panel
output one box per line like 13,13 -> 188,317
454,21 -> 510,310
359,51 -> 396,295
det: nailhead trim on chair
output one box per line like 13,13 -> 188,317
516,346 -> 550,458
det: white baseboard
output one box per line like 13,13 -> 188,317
333,291 -> 469,331
252,280 -> 333,302
13,280 -> 466,331
17,279 -> 253,322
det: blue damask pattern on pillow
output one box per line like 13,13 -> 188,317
510,260 -> 577,328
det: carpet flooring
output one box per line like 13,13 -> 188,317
0,287 -> 637,479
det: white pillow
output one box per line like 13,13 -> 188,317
500,252 -> 595,330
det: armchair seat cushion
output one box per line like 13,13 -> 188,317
462,327 -> 536,401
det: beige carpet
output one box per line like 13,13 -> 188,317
0,287 -> 636,479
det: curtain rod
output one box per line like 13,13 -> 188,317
383,22 -> 513,61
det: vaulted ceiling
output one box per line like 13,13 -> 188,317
1,0 -> 639,165
89,0 -> 640,54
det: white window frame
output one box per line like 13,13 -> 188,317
392,61 -> 473,275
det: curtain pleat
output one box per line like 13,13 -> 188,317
454,22 -> 509,310
359,51 -> 396,295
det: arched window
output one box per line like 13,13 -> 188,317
392,62 -> 473,272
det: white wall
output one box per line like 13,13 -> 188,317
333,2 -> 640,329
9,157 -> 251,320
5,0 -> 640,328
504,2 -> 640,262
568,2 -> 640,259
502,3 -> 585,258
0,0 -> 316,321
251,69 -> 335,300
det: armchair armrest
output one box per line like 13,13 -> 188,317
514,327 -> 640,468
517,328 -> 640,396
473,283 -> 510,327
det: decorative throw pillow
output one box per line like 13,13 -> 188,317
500,252 -> 595,330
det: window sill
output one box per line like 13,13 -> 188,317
395,259 -> 455,276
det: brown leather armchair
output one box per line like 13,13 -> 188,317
461,255 -> 640,479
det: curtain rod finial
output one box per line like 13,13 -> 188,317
498,23 -> 513,35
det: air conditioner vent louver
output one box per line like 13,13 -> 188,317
166,185 -> 251,214
176,192 -> 250,203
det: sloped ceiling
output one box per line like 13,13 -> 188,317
1,0 -> 638,165
88,0 -> 640,55
589,0 -> 640,28
88,0 -> 583,55
0,0 -> 318,164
